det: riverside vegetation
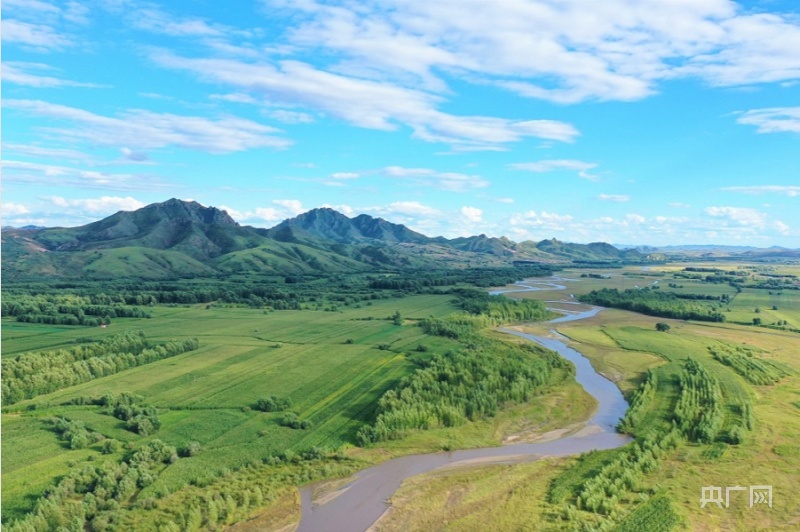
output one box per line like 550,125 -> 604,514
377,262 -> 799,531
3,261 -> 799,531
1,267 -> 568,530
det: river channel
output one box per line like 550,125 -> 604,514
297,278 -> 631,532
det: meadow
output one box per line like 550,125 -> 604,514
1,294 -> 462,522
379,262 -> 800,530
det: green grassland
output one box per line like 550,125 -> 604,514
1,295 -> 462,522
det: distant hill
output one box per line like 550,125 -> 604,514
617,244 -> 800,259
1,199 -> 662,281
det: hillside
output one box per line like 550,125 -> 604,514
266,208 -> 436,245
1,199 -> 654,281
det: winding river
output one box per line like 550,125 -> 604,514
297,278 -> 631,532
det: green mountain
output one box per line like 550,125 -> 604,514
267,208 -> 436,245
30,198 -> 262,261
448,235 -> 516,256
532,238 -> 643,262
1,199 -> 650,281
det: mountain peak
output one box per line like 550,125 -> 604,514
148,198 -> 239,226
270,208 -> 431,245
30,198 -> 249,260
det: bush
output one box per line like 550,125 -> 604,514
101,439 -> 121,454
181,441 -> 202,457
280,412 -> 312,430
655,322 -> 671,332
255,395 -> 292,412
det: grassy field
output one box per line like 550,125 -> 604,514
1,295 -> 463,522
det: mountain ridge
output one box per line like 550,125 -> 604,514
0,198 -> 684,281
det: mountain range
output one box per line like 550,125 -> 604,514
0,197 -> 748,281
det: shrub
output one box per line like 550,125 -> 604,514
181,441 -> 202,457
255,395 -> 292,412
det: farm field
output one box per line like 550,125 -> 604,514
1,294 -> 464,522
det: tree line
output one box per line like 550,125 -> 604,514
2,332 -> 199,404
708,346 -> 789,385
579,288 -> 726,322
357,292 -> 566,444
368,265 -> 557,291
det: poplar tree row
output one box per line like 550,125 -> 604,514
674,359 -> 724,443
617,369 -> 658,435
579,288 -> 726,322
708,345 -> 788,385
2,333 -> 199,404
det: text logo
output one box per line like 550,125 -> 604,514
700,485 -> 772,508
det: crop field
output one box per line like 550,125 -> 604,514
1,294 -> 462,521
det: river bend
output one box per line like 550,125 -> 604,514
297,278 -> 630,532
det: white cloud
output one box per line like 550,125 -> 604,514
510,210 -> 574,232
46,195 -> 145,213
320,203 -> 355,216
3,0 -> 89,26
210,93 -> 259,104
128,6 -> 225,37
2,62 -> 105,88
773,220 -> 790,235
668,202 -> 691,208
150,50 -> 579,147
722,185 -> 800,196
330,172 -> 360,180
241,199 -> 306,224
1,19 -> 73,51
2,143 -> 92,161
598,194 -> 630,202
272,199 -> 305,215
268,0 -> 800,104
219,205 -> 245,220
460,206 -> 483,223
2,159 -> 168,190
382,201 -> 440,217
680,14 -> 800,87
3,202 -> 31,216
268,109 -> 315,124
381,166 -> 489,191
4,99 -> 291,153
252,207 -> 280,222
509,159 -> 599,180
736,107 -> 800,134
705,206 -> 768,227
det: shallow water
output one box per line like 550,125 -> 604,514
297,278 -> 630,532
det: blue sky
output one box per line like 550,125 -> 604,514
2,0 -> 799,246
